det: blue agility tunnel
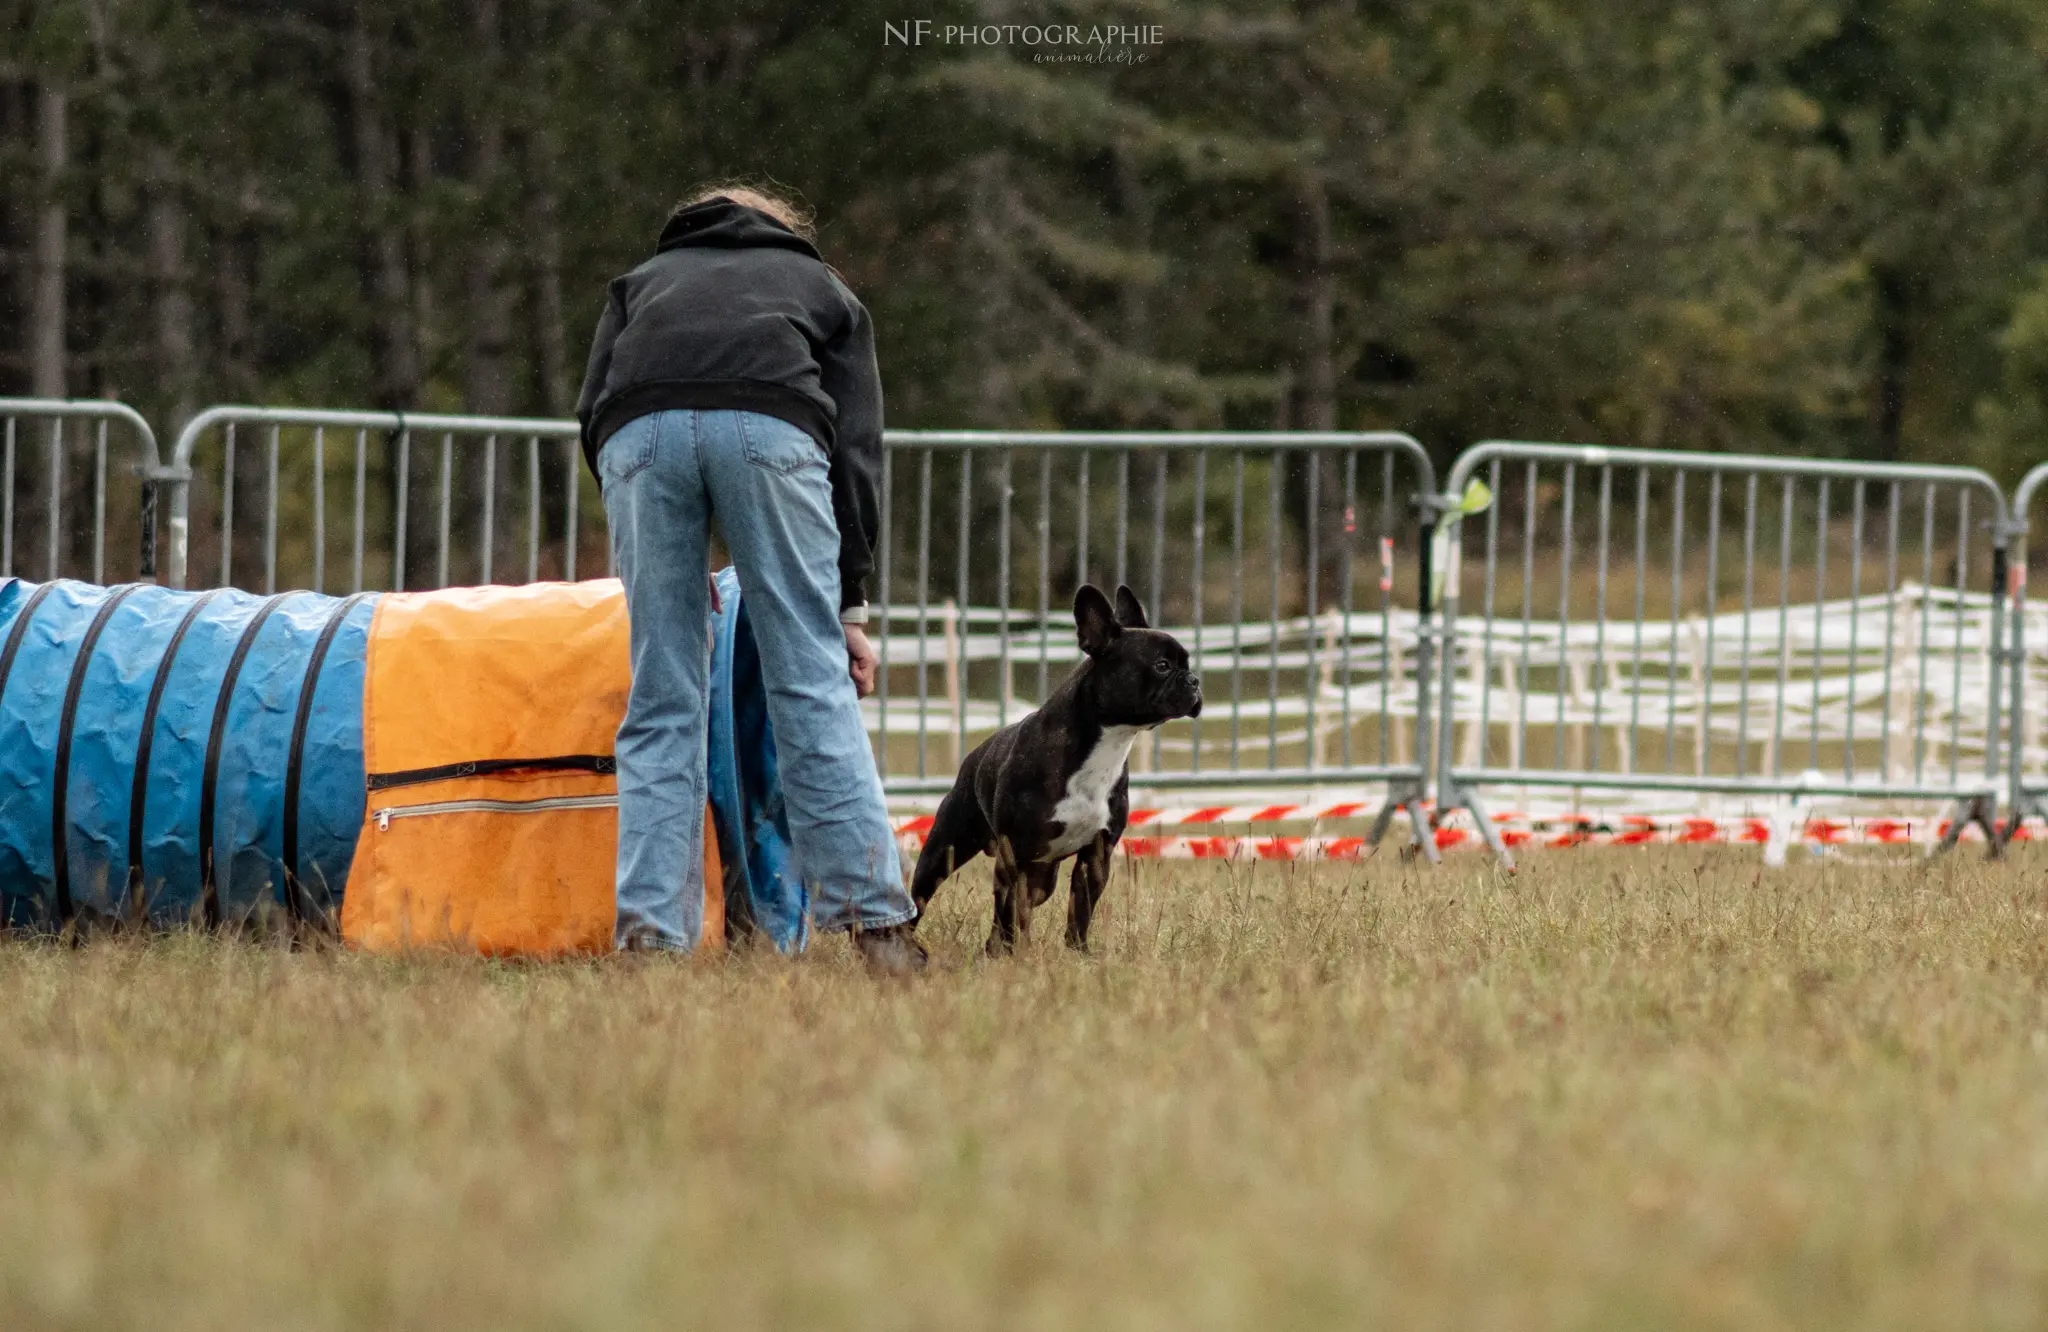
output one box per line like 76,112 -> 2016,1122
706,566 -> 808,952
0,574 -> 802,946
0,578 -> 372,929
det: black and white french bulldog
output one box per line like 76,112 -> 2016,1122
910,583 -> 1202,954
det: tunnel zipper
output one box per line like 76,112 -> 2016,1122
373,793 -> 619,831
366,754 -> 615,792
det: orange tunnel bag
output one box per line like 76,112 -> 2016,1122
340,580 -> 721,956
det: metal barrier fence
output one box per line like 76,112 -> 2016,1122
1432,442 -> 2011,866
164,406 -> 596,594
2003,463 -> 2048,840
868,432 -> 1441,852
24,398 -> 2030,860
1,399 -> 167,584
155,410 -> 1445,844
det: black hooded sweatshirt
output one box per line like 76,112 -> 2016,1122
574,198 -> 882,610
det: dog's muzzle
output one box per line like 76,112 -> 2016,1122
1182,673 -> 1203,718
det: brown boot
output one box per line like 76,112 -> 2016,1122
852,924 -> 928,976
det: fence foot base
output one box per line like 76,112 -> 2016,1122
1996,790 -> 2048,852
1370,780 -> 1440,865
1936,793 -> 2003,859
1436,782 -> 1515,870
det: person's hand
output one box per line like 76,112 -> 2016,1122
844,623 -> 878,698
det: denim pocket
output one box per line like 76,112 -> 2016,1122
738,412 -> 826,475
598,416 -> 658,484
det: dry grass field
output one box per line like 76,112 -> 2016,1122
4,847 -> 2048,1330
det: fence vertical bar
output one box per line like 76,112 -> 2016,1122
1076,451 -> 1091,583
956,453 -> 972,760
1809,478 -> 1830,772
1036,449 -> 1051,703
1268,448 -> 1284,768
1844,481 -> 1865,779
996,448 -> 1013,728
45,418 -> 61,580
352,429 -> 368,593
1192,449 -> 1209,771
480,434 -> 498,585
1149,450 -> 1168,768
1948,491 -> 1971,784
437,434 -> 453,589
393,429 -> 410,591
220,423 -> 235,587
264,425 -> 280,594
1701,472 -> 1721,775
1304,449 -> 1320,771
92,420 -> 107,584
1338,449 -> 1354,770
1378,451 -> 1398,768
1150,450 -> 1167,617
1479,459 -> 1503,768
1665,471 -> 1686,772
1553,463 -> 1576,770
564,441 -> 580,582
1589,465 -> 1612,770
1517,460 -> 1538,773
1736,474 -> 1757,777
1114,451 -> 1129,591
1985,514 -> 2008,793
1627,468 -> 1648,769
1879,483 -> 1901,774
312,426 -> 326,593
1230,451 -> 1245,768
878,444 -> 893,773
1772,478 -> 1793,778
527,436 -> 541,584
83,420 -> 103,583
915,448 -> 933,780
2,417 -> 14,577
2007,483 -> 2034,830
1914,485 -> 1935,782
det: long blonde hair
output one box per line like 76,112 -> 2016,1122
680,181 -> 817,243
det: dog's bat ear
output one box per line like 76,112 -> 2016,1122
1113,584 -> 1148,628
1074,584 -> 1120,655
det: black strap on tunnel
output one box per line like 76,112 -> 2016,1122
364,753 -> 616,792
280,592 -> 373,923
197,593 -> 295,927
127,589 -> 225,914
0,582 -> 58,708
50,584 -> 143,922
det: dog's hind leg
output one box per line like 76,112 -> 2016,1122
987,836 -> 1021,956
910,786 -> 992,918
1064,831 -> 1115,951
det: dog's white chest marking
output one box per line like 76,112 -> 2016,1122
1042,725 -> 1146,861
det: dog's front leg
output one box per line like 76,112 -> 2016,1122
987,836 -> 1050,956
1064,831 -> 1115,951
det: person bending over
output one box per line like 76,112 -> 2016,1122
575,183 -> 924,974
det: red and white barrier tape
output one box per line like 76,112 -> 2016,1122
892,811 -> 2013,858
891,800 -> 1384,838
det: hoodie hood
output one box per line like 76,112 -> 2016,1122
655,198 -> 821,260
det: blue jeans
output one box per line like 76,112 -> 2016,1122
599,408 -> 913,949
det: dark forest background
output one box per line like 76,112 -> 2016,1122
5,0 -> 2048,477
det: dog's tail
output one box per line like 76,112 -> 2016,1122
910,785 -> 991,921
